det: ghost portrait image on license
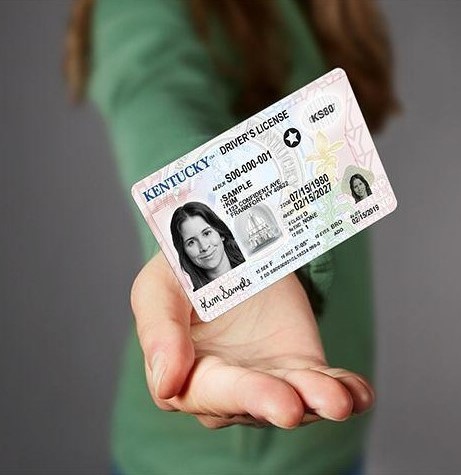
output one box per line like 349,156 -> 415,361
349,174 -> 373,203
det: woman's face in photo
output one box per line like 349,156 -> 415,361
180,215 -> 226,271
352,177 -> 367,199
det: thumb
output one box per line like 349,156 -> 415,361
131,252 -> 195,399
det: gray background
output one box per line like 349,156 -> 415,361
1,0 -> 460,473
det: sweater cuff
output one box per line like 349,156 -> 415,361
295,251 -> 335,317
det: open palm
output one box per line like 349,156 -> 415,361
132,252 -> 374,429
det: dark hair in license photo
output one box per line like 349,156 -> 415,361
170,201 -> 245,291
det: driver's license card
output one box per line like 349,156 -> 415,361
131,68 -> 397,322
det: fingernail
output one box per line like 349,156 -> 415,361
341,376 -> 375,414
316,409 -> 349,422
151,352 -> 167,397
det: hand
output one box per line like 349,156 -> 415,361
131,252 -> 374,429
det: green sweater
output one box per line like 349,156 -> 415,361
90,1 -> 374,473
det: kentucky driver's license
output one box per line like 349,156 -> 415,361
132,68 -> 397,322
